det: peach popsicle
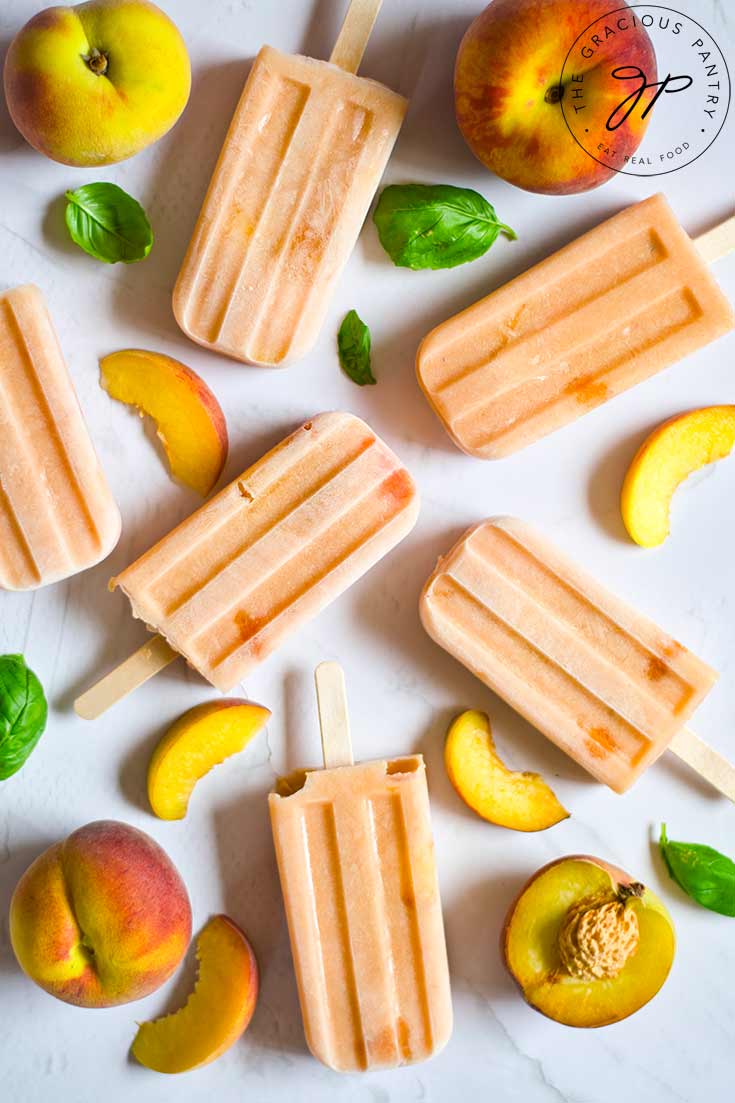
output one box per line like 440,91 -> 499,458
269,662 -> 452,1072
74,413 -> 418,719
421,518 -> 735,799
0,285 -> 120,590
417,195 -> 735,458
173,0 -> 407,367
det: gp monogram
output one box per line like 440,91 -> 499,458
560,4 -> 731,176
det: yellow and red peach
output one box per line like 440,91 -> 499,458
9,820 -> 191,1007
503,855 -> 675,1026
4,0 -> 190,167
454,0 -> 656,195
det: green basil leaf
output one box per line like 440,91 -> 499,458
373,183 -> 516,270
659,823 -> 735,917
0,655 -> 48,780
337,309 -> 375,386
64,183 -> 153,264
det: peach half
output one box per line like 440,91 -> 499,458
131,914 -> 259,1073
503,856 -> 675,1027
621,406 -> 735,548
100,349 -> 228,496
9,820 -> 191,1007
148,700 -> 271,820
445,710 -> 569,831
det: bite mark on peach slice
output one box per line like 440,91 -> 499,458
503,856 -> 675,1028
100,349 -> 228,497
131,915 -> 258,1073
445,710 -> 569,831
621,406 -> 735,548
148,700 -> 270,821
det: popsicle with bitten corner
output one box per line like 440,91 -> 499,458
75,413 -> 418,719
269,662 -> 452,1071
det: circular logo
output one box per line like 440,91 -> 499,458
560,5 -> 731,176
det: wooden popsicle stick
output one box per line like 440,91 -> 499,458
74,635 -> 178,720
314,661 -> 354,769
329,0 -> 383,74
669,727 -> 735,802
694,213 -> 735,264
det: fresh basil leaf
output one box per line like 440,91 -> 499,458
659,823 -> 735,917
373,183 -> 516,270
0,655 -> 48,780
64,183 -> 153,264
337,309 -> 375,386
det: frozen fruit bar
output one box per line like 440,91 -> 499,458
112,413 -> 418,691
0,285 -> 120,590
420,518 -> 717,792
417,195 -> 735,458
173,44 -> 407,366
270,757 -> 452,1071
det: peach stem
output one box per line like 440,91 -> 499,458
84,48 -> 109,76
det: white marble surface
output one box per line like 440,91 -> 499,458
1,1 -> 734,1100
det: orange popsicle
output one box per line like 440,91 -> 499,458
270,663 -> 452,1071
417,195 -> 735,458
75,413 -> 418,717
0,285 -> 120,590
174,1 -> 407,367
421,518 -> 721,794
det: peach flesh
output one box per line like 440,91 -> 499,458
503,855 -> 675,1027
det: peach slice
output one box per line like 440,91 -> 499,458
148,700 -> 270,821
621,406 -> 735,548
131,914 -> 258,1073
503,856 -> 675,1028
100,349 -> 228,496
445,710 -> 569,831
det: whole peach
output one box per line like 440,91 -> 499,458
4,0 -> 190,166
9,820 -> 191,1007
455,0 -> 656,195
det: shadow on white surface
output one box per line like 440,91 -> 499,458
221,415 -> 305,489
0,36 -> 26,156
41,193 -> 80,261
282,667 -> 321,774
301,0 -> 342,58
112,57 -> 253,349
587,420 -> 663,544
385,12 -> 476,179
118,716 -> 174,814
445,871 -> 530,1007
213,787 -> 308,1058
656,749 -> 726,804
